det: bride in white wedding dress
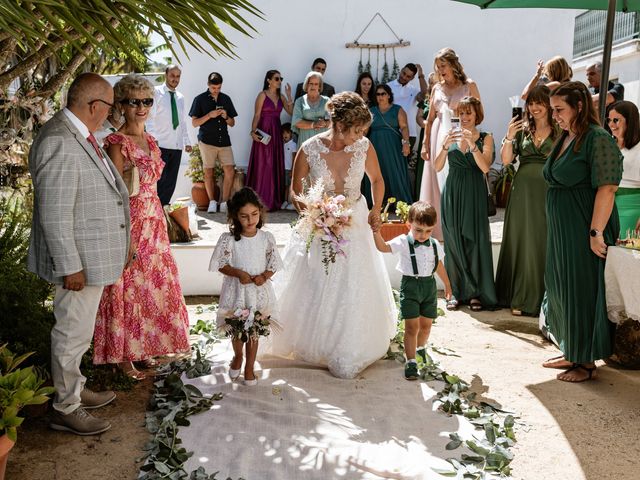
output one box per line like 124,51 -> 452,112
268,92 -> 397,379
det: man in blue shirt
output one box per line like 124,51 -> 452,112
189,72 -> 238,213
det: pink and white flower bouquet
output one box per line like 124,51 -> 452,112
294,179 -> 353,274
223,308 -> 271,342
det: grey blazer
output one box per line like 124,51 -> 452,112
28,111 -> 131,286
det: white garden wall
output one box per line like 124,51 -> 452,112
170,0 -> 575,203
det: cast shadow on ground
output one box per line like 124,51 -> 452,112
464,308 -> 550,350
181,352 -> 468,479
527,366 -> 640,480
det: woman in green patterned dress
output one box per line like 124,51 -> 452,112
496,86 -> 558,316
543,82 -> 622,383
435,96 -> 496,311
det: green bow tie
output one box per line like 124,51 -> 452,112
411,238 -> 431,247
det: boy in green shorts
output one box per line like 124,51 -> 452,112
373,201 -> 452,380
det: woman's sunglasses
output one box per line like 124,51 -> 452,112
121,98 -> 154,107
607,117 -> 621,124
273,76 -> 283,81
376,92 -> 388,97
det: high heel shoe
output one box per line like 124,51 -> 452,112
243,377 -> 258,386
229,368 -> 241,380
118,362 -> 146,381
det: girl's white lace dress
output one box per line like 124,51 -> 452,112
209,230 -> 283,326
267,136 -> 397,379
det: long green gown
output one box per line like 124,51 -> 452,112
367,104 -> 413,204
442,132 -> 497,306
543,125 -> 622,363
495,131 -> 553,315
414,99 -> 430,200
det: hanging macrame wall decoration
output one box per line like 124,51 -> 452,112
347,12 -> 410,83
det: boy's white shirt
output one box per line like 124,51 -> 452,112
283,139 -> 297,170
387,234 -> 445,277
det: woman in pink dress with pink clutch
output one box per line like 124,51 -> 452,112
93,75 -> 190,380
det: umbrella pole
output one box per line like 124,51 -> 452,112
598,0 -> 617,125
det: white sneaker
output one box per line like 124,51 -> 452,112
286,202 -> 296,210
219,202 -> 227,213
281,201 -> 289,210
207,200 -> 217,213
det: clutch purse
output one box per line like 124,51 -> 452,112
254,128 -> 272,145
122,164 -> 140,197
485,174 -> 497,217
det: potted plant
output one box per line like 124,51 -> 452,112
168,200 -> 191,238
494,164 -> 515,208
185,145 -> 211,211
379,197 -> 410,241
0,344 -> 54,479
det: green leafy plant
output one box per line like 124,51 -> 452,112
494,164 -> 516,198
395,201 -> 410,223
185,146 -> 205,183
380,197 -> 396,223
185,146 -> 223,184
0,344 -> 55,442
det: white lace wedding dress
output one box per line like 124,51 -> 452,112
267,136 -> 397,379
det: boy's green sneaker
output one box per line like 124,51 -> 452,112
416,347 -> 427,365
404,361 -> 419,381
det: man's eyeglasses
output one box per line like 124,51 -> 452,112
88,99 -> 114,108
607,117 -> 621,124
121,98 -> 154,108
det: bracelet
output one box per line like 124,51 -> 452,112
470,145 -> 479,153
441,145 -> 449,152
401,139 -> 409,145
501,137 -> 515,146
418,74 -> 425,79
311,121 -> 315,129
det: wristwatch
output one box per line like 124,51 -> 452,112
401,139 -> 409,145
501,137 -> 515,146
589,228 -> 602,237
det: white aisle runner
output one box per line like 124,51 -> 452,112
180,341 -> 477,480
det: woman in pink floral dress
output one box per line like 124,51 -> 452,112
93,75 -> 190,379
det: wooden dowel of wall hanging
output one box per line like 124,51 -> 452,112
345,41 -> 410,49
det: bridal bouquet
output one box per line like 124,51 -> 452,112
223,308 -> 272,342
294,178 -> 353,274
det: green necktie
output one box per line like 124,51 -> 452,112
169,91 -> 179,130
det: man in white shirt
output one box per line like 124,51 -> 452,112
146,65 -> 192,205
388,63 -> 429,151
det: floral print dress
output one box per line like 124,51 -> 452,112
93,133 -> 190,364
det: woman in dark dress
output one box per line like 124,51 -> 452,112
543,81 -> 622,383
435,96 -> 496,311
247,70 -> 293,210
496,86 -> 558,316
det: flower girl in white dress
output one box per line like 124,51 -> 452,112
210,188 -> 283,385
269,92 -> 397,379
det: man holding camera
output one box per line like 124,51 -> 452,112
189,72 -> 237,213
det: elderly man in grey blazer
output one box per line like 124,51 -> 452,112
28,73 -> 131,435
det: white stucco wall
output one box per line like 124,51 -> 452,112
170,0 -> 575,202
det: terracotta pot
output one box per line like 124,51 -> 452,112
191,182 -> 210,210
169,206 -> 191,237
495,180 -> 512,208
380,221 -> 410,241
0,434 -> 15,480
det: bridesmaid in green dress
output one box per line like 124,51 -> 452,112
435,96 -> 497,311
367,84 -> 412,204
496,86 -> 558,316
543,82 -> 622,383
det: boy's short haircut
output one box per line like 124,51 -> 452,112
282,122 -> 292,134
408,201 -> 437,226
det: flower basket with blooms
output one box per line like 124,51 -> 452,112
294,178 -> 353,274
223,308 -> 271,343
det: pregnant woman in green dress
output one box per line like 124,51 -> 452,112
435,96 -> 497,311
544,82 -> 622,383
496,86 -> 558,316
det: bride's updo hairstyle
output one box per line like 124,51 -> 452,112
326,92 -> 372,131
